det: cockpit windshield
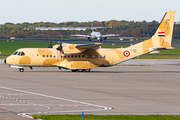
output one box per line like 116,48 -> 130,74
12,51 -> 18,55
12,51 -> 25,56
21,52 -> 25,56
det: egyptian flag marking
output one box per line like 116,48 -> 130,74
158,32 -> 165,36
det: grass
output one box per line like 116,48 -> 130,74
101,44 -> 129,48
32,114 -> 180,120
0,57 -> 6,59
0,40 -> 129,55
136,56 -> 180,59
0,40 -> 57,55
0,40 -> 180,57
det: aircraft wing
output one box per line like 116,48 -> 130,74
103,34 -> 121,37
103,32 -> 122,37
76,43 -> 102,49
71,34 -> 88,37
61,43 -> 103,54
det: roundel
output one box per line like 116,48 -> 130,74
123,51 -> 130,57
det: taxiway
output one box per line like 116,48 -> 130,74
1,61 -> 180,119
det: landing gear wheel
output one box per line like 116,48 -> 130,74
77,69 -> 84,72
19,68 -> 24,72
71,69 -> 77,72
85,69 -> 90,72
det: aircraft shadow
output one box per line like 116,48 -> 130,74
90,70 -> 180,73
15,70 -> 180,74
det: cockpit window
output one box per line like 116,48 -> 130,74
13,51 -> 25,56
12,51 -> 18,55
21,52 -> 25,56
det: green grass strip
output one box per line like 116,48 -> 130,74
136,56 -> 180,59
1,40 -> 180,56
32,114 -> 180,120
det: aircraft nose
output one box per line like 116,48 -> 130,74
4,59 -> 6,64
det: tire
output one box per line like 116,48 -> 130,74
19,68 -> 24,72
71,69 -> 77,72
84,69 -> 90,72
77,69 -> 84,72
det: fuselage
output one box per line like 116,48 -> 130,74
5,45 -> 151,70
90,32 -> 103,40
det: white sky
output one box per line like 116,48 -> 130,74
0,0 -> 179,24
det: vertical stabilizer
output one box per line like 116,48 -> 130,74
152,11 -> 175,48
91,23 -> 94,32
129,11 -> 175,49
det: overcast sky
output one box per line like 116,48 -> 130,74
0,0 -> 179,24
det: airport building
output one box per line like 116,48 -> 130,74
174,21 -> 180,24
30,27 -> 107,31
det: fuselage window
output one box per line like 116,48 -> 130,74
78,55 -> 81,58
43,55 -> 45,58
50,55 -> 52,58
96,55 -> 98,58
75,55 -> 77,58
68,55 -> 70,58
71,55 -> 73,58
86,55 -> 88,58
93,55 -> 95,58
104,55 -> 105,58
89,55 -> 91,58
46,55 -> 48,58
64,55 -> 66,58
18,52 -> 21,55
13,51 -> 18,55
82,55 -> 84,58
53,55 -> 56,58
21,52 -> 25,56
100,55 -> 102,58
37,54 -> 39,56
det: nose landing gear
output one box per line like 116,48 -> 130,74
19,68 -> 24,72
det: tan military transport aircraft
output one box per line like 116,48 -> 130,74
5,11 -> 175,72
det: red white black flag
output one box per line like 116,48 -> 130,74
158,32 -> 165,36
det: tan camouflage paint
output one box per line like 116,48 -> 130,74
5,11 -> 175,70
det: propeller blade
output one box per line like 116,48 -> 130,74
48,41 -> 52,48
56,34 -> 63,53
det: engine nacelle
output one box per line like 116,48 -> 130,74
86,37 -> 91,41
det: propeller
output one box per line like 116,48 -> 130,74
56,34 -> 64,54
48,40 -> 53,48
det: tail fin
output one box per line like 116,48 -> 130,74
91,23 -> 94,32
152,11 -> 175,49
130,11 -> 175,49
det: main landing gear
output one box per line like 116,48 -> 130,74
71,69 -> 91,72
